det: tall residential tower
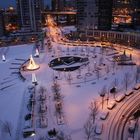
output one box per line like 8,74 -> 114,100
17,0 -> 43,32
77,0 -> 112,32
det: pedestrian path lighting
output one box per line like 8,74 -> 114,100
32,73 -> 38,85
2,54 -> 6,61
34,48 -> 39,57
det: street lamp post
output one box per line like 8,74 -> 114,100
94,61 -> 97,71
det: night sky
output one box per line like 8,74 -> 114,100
0,0 -> 51,8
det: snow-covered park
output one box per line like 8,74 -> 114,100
0,19 -> 140,140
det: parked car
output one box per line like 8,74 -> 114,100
110,87 -> 117,93
125,90 -> 134,96
23,128 -> 35,138
94,122 -> 103,134
134,83 -> 140,90
115,94 -> 125,102
107,101 -> 116,110
100,111 -> 109,120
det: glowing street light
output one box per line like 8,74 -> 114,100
32,73 -> 38,85
34,48 -> 40,57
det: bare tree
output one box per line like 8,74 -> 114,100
57,71 -> 62,79
66,46 -> 70,55
67,72 -> 72,84
134,66 -> 140,84
123,72 -> 131,91
123,50 -> 126,56
99,86 -> 107,109
87,64 -> 91,73
83,118 -> 94,140
99,57 -> 103,66
112,60 -> 116,73
130,54 -> 132,60
0,121 -> 12,137
55,102 -> 63,115
96,70 -> 100,80
84,75 -> 87,83
105,47 -> 109,55
52,82 -> 60,94
106,65 -> 110,74
89,101 -> 98,124
112,78 -> 119,88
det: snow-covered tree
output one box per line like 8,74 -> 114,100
78,68 -> 81,76
52,82 -> 60,94
67,72 -> 72,84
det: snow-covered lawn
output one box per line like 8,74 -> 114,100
0,26 -> 140,140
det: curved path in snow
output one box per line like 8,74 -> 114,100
107,89 -> 140,140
